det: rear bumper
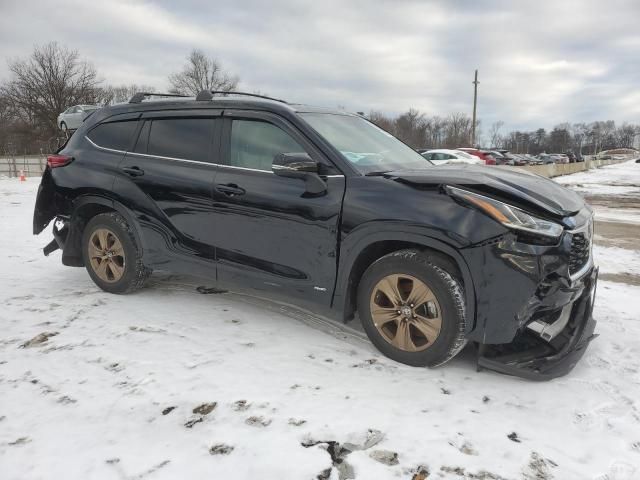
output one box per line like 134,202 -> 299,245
478,266 -> 598,380
42,218 -> 69,256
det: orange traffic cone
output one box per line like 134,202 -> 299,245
19,170 -> 26,182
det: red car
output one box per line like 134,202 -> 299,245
457,148 -> 496,165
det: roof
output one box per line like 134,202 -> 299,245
98,94 -> 350,122
423,149 -> 465,154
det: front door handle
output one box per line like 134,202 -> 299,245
122,166 -> 144,177
215,183 -> 245,196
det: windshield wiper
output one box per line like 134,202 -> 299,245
364,170 -> 392,176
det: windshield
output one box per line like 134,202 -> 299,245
300,113 -> 432,174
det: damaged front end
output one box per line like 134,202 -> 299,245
478,266 -> 598,380
474,214 -> 598,380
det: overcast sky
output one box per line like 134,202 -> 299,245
1,0 -> 639,132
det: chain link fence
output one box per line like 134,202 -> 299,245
0,153 -> 48,177
1,135 -> 67,178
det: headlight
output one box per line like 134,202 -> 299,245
447,186 -> 563,239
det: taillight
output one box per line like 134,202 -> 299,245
47,154 -> 73,168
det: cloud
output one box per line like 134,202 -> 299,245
0,0 -> 638,130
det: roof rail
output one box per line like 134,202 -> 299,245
195,90 -> 288,104
129,92 -> 190,104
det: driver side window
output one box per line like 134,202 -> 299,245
229,120 -> 305,171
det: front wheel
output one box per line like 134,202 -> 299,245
82,212 -> 151,294
357,249 -> 467,367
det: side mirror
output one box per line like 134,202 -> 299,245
272,153 -> 327,195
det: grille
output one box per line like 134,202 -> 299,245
569,230 -> 591,275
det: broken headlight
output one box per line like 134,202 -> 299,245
447,186 -> 563,239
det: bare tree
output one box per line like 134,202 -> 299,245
488,121 -> 504,148
444,113 -> 472,148
426,116 -> 447,148
1,42 -> 100,136
99,84 -> 156,105
168,49 -> 239,95
615,123 -> 640,149
395,109 -> 427,148
368,110 -> 395,134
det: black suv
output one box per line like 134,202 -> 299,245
34,91 -> 598,380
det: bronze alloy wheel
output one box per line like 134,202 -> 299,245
88,228 -> 125,283
369,274 -> 442,352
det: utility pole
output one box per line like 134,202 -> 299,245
471,69 -> 479,147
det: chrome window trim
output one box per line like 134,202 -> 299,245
126,150 -> 215,167
85,135 -> 127,155
86,135 -> 345,177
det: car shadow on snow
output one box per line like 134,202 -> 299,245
144,273 -> 485,376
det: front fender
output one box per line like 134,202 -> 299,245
332,222 -> 477,334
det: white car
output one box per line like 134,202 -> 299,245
421,149 -> 485,165
57,105 -> 100,132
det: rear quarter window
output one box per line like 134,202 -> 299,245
87,120 -> 138,151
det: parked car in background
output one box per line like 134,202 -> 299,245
485,150 -> 513,165
456,148 -> 496,165
509,154 -> 531,166
522,154 -> 543,165
551,154 -> 570,164
536,154 -> 556,164
421,149 -> 484,165
57,105 -> 101,133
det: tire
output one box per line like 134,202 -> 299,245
81,212 -> 151,294
357,249 -> 466,367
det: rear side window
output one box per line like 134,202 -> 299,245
147,118 -> 214,162
88,120 -> 138,151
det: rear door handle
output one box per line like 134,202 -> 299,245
122,166 -> 144,177
215,183 -> 245,196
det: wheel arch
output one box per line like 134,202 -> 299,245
333,230 -> 476,334
62,195 -> 146,267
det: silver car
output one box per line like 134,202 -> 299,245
57,105 -> 100,132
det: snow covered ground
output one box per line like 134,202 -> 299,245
1,163 -> 640,480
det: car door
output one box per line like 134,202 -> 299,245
66,106 -> 83,129
429,153 -> 446,165
212,110 -> 345,304
113,110 -> 222,268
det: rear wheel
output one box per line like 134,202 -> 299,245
82,212 -> 150,294
357,249 -> 466,367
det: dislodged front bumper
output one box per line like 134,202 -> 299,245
478,266 -> 598,381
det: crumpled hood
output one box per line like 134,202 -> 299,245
385,165 -> 585,217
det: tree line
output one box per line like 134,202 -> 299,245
1,42 -> 638,156
0,43 -> 238,155
368,111 -> 639,155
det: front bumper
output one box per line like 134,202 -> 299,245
478,266 -> 598,380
